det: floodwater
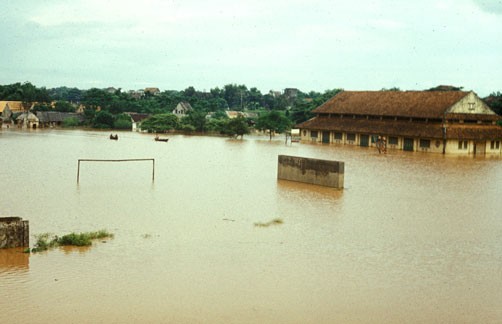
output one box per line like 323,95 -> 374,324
0,129 -> 501,324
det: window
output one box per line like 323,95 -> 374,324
388,137 -> 398,145
334,132 -> 343,140
346,133 -> 356,141
311,131 -> 318,138
458,140 -> 468,150
491,140 -> 500,150
419,139 -> 431,148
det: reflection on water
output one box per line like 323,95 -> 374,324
0,129 -> 501,323
0,248 -> 29,270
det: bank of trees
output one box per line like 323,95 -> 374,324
2,82 -> 500,133
0,82 -> 335,135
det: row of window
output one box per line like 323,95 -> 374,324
311,131 -> 412,147
458,140 -> 500,150
308,131 -> 501,151
458,141 -> 468,150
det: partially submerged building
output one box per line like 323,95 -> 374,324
36,111 -> 85,128
296,90 -> 502,155
127,113 -> 151,132
16,112 -> 39,128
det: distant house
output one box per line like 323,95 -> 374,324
1,103 -> 13,121
284,88 -> 299,99
225,111 -> 257,119
75,104 -> 86,113
269,90 -> 282,98
145,87 -> 160,96
36,111 -> 85,128
16,112 -> 39,129
126,113 -> 151,132
172,102 -> 193,118
0,101 -> 30,114
296,90 -> 502,155
128,90 -> 145,99
105,87 -> 118,94
225,111 -> 245,119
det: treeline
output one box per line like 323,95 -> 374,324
0,82 -> 343,133
1,82 -> 501,131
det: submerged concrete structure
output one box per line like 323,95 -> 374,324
277,155 -> 344,188
0,217 -> 29,248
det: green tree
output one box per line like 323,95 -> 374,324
55,101 -> 76,112
220,115 -> 250,138
223,84 -> 250,109
62,117 -> 81,128
140,113 -> 179,133
32,103 -> 51,112
484,92 -> 502,116
205,118 -> 226,133
255,110 -> 292,140
427,85 -> 463,91
181,110 -> 207,132
83,88 -> 112,110
93,110 -> 115,128
113,114 -> 132,130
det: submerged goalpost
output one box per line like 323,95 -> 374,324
77,158 -> 155,183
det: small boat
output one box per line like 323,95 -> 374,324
154,136 -> 169,142
110,134 -> 119,140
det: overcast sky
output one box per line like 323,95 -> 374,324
1,0 -> 501,96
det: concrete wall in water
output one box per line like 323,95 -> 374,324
277,155 -> 344,188
0,217 -> 29,248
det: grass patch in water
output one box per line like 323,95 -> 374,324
58,230 -> 114,246
254,218 -> 284,227
28,230 -> 113,253
30,233 -> 59,252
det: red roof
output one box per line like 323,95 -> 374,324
313,91 -> 470,119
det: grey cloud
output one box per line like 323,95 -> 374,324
472,0 -> 502,14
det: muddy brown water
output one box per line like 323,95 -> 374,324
1,129 -> 501,323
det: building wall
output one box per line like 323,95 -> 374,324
0,217 -> 29,248
448,92 -> 496,115
299,129 -> 501,155
277,155 -> 344,188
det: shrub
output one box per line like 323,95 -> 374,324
31,233 -> 58,252
113,118 -> 132,130
62,117 -> 80,127
28,230 -> 114,252
179,124 -> 196,133
57,230 -> 114,246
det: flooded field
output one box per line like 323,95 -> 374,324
1,129 -> 501,323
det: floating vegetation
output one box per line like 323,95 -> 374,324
28,230 -> 114,253
58,230 -> 114,246
30,233 -> 59,252
254,218 -> 284,227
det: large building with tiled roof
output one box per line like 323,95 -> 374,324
0,101 -> 29,114
295,90 -> 502,155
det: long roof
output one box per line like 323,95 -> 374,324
36,111 -> 85,123
313,91 -> 470,118
296,116 -> 502,140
